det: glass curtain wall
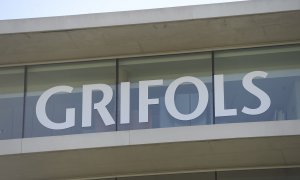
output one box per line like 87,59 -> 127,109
0,44 -> 300,139
217,168 -> 300,180
120,171 -> 214,180
118,53 -> 213,130
24,61 -> 116,137
99,167 -> 300,180
0,67 -> 24,139
214,45 -> 300,124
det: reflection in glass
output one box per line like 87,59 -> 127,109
118,53 -> 213,130
24,61 -> 116,138
215,45 -> 300,124
0,67 -> 24,140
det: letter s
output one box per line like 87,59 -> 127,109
242,71 -> 271,115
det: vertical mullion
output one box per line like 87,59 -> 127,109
22,65 -> 28,138
116,59 -> 119,131
212,51 -> 216,124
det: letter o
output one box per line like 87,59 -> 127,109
165,76 -> 208,120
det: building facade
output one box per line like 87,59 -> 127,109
0,0 -> 300,179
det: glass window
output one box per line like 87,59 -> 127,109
217,168 -> 300,180
119,172 -> 215,180
24,61 -> 116,138
118,53 -> 213,130
214,45 -> 300,124
0,67 -> 24,140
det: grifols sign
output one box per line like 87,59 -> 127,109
36,71 -> 270,130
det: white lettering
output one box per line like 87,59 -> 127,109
165,76 -> 208,120
82,84 -> 115,127
139,80 -> 163,123
35,71 -> 272,130
242,71 -> 271,115
214,75 -> 237,117
36,86 -> 75,130
120,82 -> 130,124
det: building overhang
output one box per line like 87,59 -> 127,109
0,0 -> 300,66
1,120 -> 300,179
